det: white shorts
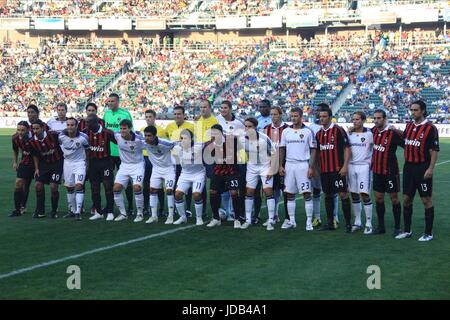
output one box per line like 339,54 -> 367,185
63,160 -> 86,187
114,163 -> 145,188
284,161 -> 311,194
348,163 -> 371,194
150,166 -> 176,190
176,170 -> 206,194
246,164 -> 273,189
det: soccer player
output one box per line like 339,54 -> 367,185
59,118 -> 89,220
47,102 -> 68,133
242,118 -> 276,230
28,120 -> 64,219
396,101 -> 439,241
347,111 -> 374,234
78,102 -> 105,132
263,106 -> 289,225
143,125 -> 176,224
104,93 -> 135,216
206,124 -> 244,228
82,114 -> 117,221
370,109 -> 404,236
112,119 -> 146,222
172,129 -> 205,225
10,121 -> 33,217
279,108 -> 317,230
315,105 -> 353,232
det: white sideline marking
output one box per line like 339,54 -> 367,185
0,225 -> 196,280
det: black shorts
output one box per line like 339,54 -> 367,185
111,156 -> 121,171
36,159 -> 63,184
210,174 -> 240,194
373,173 -> 400,194
88,158 -> 114,183
17,163 -> 34,180
320,172 -> 348,194
403,162 -> 433,198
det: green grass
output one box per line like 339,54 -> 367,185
0,129 -> 449,300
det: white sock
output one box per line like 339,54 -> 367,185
167,193 -> 175,217
175,199 -> 186,218
135,191 -> 144,216
194,200 -> 203,219
333,194 -> 339,222
287,199 -> 296,224
114,192 -> 127,216
67,191 -> 75,213
305,198 -> 313,225
364,199 -> 373,227
353,200 -> 362,226
267,196 -> 276,223
245,196 -> 254,223
313,194 -> 321,220
150,193 -> 158,218
75,191 -> 84,214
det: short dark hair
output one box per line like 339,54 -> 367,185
260,99 -> 271,107
31,119 -> 45,127
145,109 -> 156,117
180,129 -> 194,146
352,111 -> 367,121
373,109 -> 387,118
144,125 -> 157,135
66,117 -> 78,126
109,93 -> 120,101
290,107 -> 303,116
27,104 -> 39,115
245,117 -> 258,128
17,121 -> 30,128
211,124 -> 223,133
86,102 -> 98,110
56,102 -> 67,111
119,119 -> 133,128
412,100 -> 427,116
318,104 -> 332,116
174,106 -> 185,114
271,106 -> 283,115
221,100 -> 232,109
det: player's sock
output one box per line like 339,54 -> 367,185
392,203 -> 401,230
194,200 -> 203,219
143,186 -> 150,212
22,180 -> 31,208
51,190 -> 59,213
75,190 -> 84,214
135,191 -> 143,216
266,195 -> 276,223
105,185 -> 114,215
186,189 -> 193,213
14,187 -> 24,211
114,192 -> 127,216
352,199 -> 362,226
287,198 -> 296,224
231,194 -> 243,221
341,197 -> 351,227
375,201 -> 385,230
333,193 -> 339,222
167,193 -> 175,218
36,188 -> 45,213
210,192 -> 221,220
363,199 -> 373,227
175,199 -> 186,219
254,191 -> 262,219
403,205 -> 413,233
273,189 -> 280,217
245,196 -> 254,223
91,182 -> 101,214
150,193 -> 158,218
158,189 -> 165,215
313,193 -> 321,220
325,196 -> 334,226
283,192 -> 289,220
304,196 -> 313,226
424,207 -> 434,235
221,192 -> 232,215
125,184 -> 133,211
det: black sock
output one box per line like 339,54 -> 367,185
126,184 -> 133,211
425,207 -> 434,235
341,197 -> 351,226
36,188 -> 45,213
51,190 -> 59,212
22,179 -> 31,208
186,188 -> 193,212
232,195 -> 244,221
376,201 -> 386,230
158,189 -> 165,214
202,187 -> 207,214
104,182 -> 114,214
14,188 -> 23,211
210,193 -> 221,220
92,182 -> 101,214
283,192 -> 289,220
325,196 -> 334,226
143,186 -> 150,211
392,203 -> 401,229
404,205 -> 413,233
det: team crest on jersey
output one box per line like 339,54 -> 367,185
331,135 -> 334,143
419,132 -> 424,139
384,138 -> 388,145
76,142 -> 80,148
300,134 -> 304,139
130,145 -> 135,150
361,137 -> 365,142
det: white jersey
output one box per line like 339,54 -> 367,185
47,118 -> 67,133
216,114 -> 245,136
172,143 -> 205,176
241,131 -> 274,166
58,131 -> 89,162
280,124 -> 317,162
114,132 -> 146,165
348,128 -> 373,165
144,138 -> 175,169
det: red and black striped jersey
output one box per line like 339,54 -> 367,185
371,127 -> 403,175
82,125 -> 117,159
28,131 -> 63,164
78,118 -> 105,132
12,132 -> 33,166
264,122 -> 289,146
212,136 -> 240,176
403,120 -> 439,164
316,123 -> 349,173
